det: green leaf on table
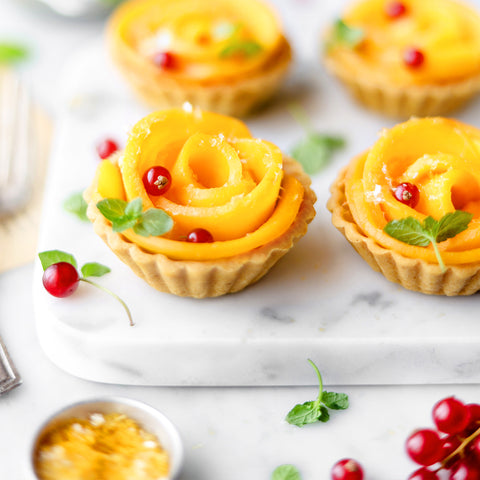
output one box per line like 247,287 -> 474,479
384,210 -> 473,272
326,19 -> 365,51
80,262 -> 111,278
38,250 -> 77,271
63,191 -> 89,222
0,43 -> 29,64
285,359 -> 348,427
271,464 -> 302,480
291,133 -> 345,175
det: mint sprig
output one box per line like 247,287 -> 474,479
220,40 -> 263,58
38,250 -> 134,326
326,19 -> 365,51
289,104 -> 345,175
63,191 -> 89,222
96,198 -> 173,237
271,465 -> 302,480
384,210 -> 473,272
285,359 -> 349,427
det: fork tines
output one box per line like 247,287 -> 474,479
0,70 -> 34,217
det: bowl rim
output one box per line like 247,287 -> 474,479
28,395 -> 184,479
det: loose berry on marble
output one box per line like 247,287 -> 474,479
42,262 -> 80,298
96,138 -> 119,159
331,458 -> 364,480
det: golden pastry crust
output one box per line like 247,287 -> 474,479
324,55 -> 480,118
85,155 -> 316,298
327,165 -> 480,296
107,0 -> 292,117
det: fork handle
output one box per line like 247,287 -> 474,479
0,335 -> 21,395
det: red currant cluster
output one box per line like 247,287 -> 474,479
406,397 -> 480,479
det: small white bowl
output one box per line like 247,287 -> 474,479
28,396 -> 184,479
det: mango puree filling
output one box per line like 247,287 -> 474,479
344,117 -> 480,265
93,109 -> 304,261
114,0 -> 286,83
334,0 -> 480,86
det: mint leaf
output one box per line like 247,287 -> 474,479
326,19 -> 364,51
272,465 -> 302,480
220,40 -> 262,58
291,133 -> 345,175
81,262 -> 111,278
0,43 -> 29,64
285,401 -> 320,427
133,208 -> 173,237
383,217 -> 432,247
63,192 -> 89,222
435,210 -> 473,243
322,391 -> 349,410
285,359 -> 348,427
124,197 -> 143,219
96,198 -> 128,222
38,250 -> 77,271
384,210 -> 473,272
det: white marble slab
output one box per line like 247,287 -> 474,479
34,2 -> 480,386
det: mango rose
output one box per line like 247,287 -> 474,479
324,0 -> 480,117
328,117 -> 480,295
85,108 -> 316,298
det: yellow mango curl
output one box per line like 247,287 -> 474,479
109,0 -> 288,84
331,0 -> 480,86
345,117 -> 480,265
92,108 -> 305,261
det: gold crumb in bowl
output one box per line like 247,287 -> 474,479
30,397 -> 183,480
34,412 -> 169,480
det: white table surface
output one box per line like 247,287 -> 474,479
1,0 -> 480,478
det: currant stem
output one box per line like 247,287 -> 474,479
80,278 -> 134,327
308,358 -> 324,403
437,424 -> 480,471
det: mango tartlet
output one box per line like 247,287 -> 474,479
107,0 -> 292,117
327,117 -> 480,296
84,108 -> 316,298
323,0 -> 480,118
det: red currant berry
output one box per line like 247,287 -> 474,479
469,436 -> 480,462
406,429 -> 443,466
467,404 -> 480,425
450,459 -> 480,480
433,397 -> 471,434
187,228 -> 214,243
441,435 -> 462,468
404,48 -> 425,68
42,262 -> 80,298
96,138 -> 119,159
331,458 -> 364,480
394,182 -> 420,207
386,1 -> 407,18
153,51 -> 175,69
408,467 -> 439,480
143,166 -> 172,196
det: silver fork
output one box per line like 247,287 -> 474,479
0,69 -> 34,217
0,70 -> 28,394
